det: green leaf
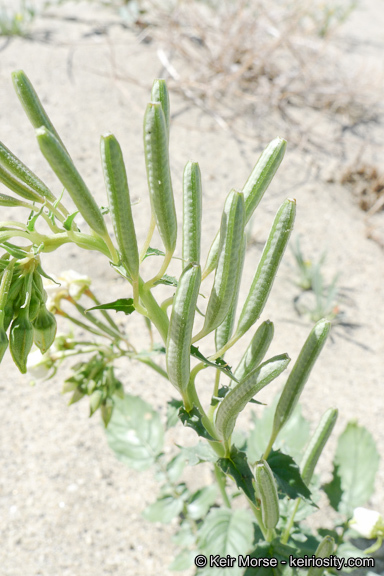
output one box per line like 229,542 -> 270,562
267,450 -> 313,503
178,406 -> 217,441
63,211 -> 79,231
87,298 -> 135,315
166,452 -> 187,483
143,246 -> 165,260
187,485 -> 218,520
190,345 -> 239,384
218,447 -> 257,505
166,398 -> 183,429
143,495 -> 184,524
179,442 -> 218,466
173,521 -> 196,547
153,273 -> 178,287
105,394 -> 164,471
169,549 -> 195,571
323,464 -> 343,511
244,539 -> 297,576
324,422 -> 379,516
247,398 -> 310,463
197,508 -> 254,575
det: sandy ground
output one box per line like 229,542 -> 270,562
0,1 -> 383,575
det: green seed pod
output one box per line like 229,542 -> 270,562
0,192 -> 35,209
32,271 -> 47,304
68,387 -> 85,405
201,190 -> 245,337
36,126 -> 108,238
151,79 -> 170,139
203,137 -> 286,277
235,199 -> 296,340
101,397 -> 114,427
100,133 -> 139,280
0,140 -> 55,202
307,536 -> 335,576
271,319 -> 331,442
32,305 -> 57,354
12,70 -> 66,149
301,408 -> 338,486
28,288 -> 41,322
0,260 -> 15,362
0,330 -> 8,364
243,137 -> 287,222
254,459 -> 280,530
166,263 -> 201,394
3,273 -> 24,331
182,161 -> 202,267
10,307 -> 34,374
143,102 -> 177,253
214,235 -> 246,352
215,354 -> 290,443
89,389 -> 104,416
0,164 -> 42,204
234,320 -> 274,382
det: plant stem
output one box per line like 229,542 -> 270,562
145,248 -> 173,288
139,214 -> 156,261
138,278 -> 169,343
214,463 -> 231,508
281,498 -> 300,545
248,498 -> 269,541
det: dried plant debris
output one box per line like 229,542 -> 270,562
132,0 -> 376,131
341,163 -> 384,215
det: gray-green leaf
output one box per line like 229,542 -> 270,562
105,394 -> 164,471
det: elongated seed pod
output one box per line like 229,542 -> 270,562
254,459 -> 280,530
214,235 -> 246,352
143,102 -> 177,253
166,263 -> 201,394
0,141 -> 55,202
307,536 -> 335,576
0,260 -> 15,328
182,161 -> 202,266
0,165 -> 42,203
215,354 -> 290,443
36,126 -> 107,238
0,261 -> 14,362
235,199 -> 296,339
301,408 -> 338,486
0,192 -> 34,208
10,307 -> 34,373
100,133 -> 139,280
243,137 -> 286,221
151,79 -> 170,139
32,305 -> 57,354
271,319 -> 331,441
12,70 -> 66,149
203,138 -> 286,277
202,190 -> 245,336
234,320 -> 274,382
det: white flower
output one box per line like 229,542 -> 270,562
350,507 -> 384,539
26,349 -> 54,380
43,270 -> 91,311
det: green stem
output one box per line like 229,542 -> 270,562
248,498 -> 269,541
57,310 -> 115,340
145,248 -> 173,288
139,214 -> 156,262
85,289 -> 120,332
138,278 -> 169,343
214,463 -> 231,508
281,498 -> 300,545
208,369 -> 221,421
69,299 -> 123,341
